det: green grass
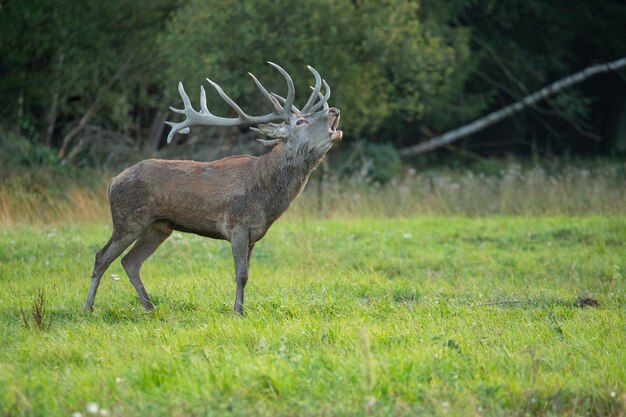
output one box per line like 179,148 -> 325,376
1,216 -> 625,416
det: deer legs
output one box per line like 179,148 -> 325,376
231,230 -> 254,315
84,225 -> 171,312
84,232 -> 136,312
86,223 -> 259,314
121,226 -> 172,310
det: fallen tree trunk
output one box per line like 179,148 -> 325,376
400,56 -> 626,156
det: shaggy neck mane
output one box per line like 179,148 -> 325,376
253,141 -> 326,204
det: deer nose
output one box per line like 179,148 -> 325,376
328,108 -> 340,116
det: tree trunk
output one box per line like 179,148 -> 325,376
146,109 -> 167,156
42,91 -> 59,147
400,57 -> 626,156
58,54 -> 133,159
42,49 -> 65,147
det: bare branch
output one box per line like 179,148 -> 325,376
59,53 -> 134,159
400,57 -> 626,156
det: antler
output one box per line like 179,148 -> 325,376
165,62 -> 332,143
272,66 -> 331,114
301,66 -> 331,113
166,62 -> 296,144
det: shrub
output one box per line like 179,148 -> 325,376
335,140 -> 402,184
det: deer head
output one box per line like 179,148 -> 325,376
166,62 -> 342,155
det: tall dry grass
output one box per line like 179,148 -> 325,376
1,161 -> 624,226
291,162 -> 626,218
0,178 -> 109,226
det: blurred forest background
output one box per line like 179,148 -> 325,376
1,0 -> 626,222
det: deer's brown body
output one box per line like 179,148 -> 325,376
84,63 -> 342,314
110,140 -> 322,243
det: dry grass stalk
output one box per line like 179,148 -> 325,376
20,289 -> 51,331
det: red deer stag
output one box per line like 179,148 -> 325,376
84,63 -> 342,315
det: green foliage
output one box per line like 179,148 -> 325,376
159,0 -> 470,140
421,0 -> 626,153
0,130 -> 106,206
0,217 -> 625,416
0,0 -> 176,146
551,90 -> 594,126
335,140 -> 402,184
1,0 -> 625,166
0,131 -> 60,171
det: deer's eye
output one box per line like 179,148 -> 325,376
296,119 -> 309,126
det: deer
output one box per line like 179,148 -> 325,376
83,62 -> 342,315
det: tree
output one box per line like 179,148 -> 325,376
401,57 -> 626,156
159,0 -> 471,146
0,0 -> 178,164
419,0 -> 626,155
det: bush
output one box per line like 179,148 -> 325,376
0,129 -> 103,191
0,130 -> 61,173
334,140 -> 402,184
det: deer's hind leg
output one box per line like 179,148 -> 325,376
121,223 -> 172,310
84,230 -> 137,312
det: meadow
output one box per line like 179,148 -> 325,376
1,162 -> 625,416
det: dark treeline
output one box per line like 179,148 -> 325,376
1,0 -> 626,171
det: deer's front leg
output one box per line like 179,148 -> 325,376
231,230 -> 250,315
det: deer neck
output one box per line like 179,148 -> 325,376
255,141 -> 327,212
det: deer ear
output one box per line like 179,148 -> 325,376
253,122 -> 290,139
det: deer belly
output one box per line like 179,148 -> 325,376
166,219 -> 227,240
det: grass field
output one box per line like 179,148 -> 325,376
1,216 -> 625,416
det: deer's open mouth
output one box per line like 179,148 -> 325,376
329,114 -> 342,141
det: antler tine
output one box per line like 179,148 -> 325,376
199,85 -> 210,114
248,72 -> 283,113
165,121 -> 190,144
267,62 -> 295,117
206,78 -> 250,119
166,82 -> 194,143
309,86 -> 330,111
301,65 -> 322,113
309,79 -> 331,112
271,93 -> 301,113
